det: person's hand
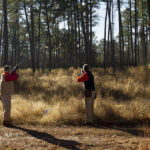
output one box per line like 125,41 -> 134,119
81,70 -> 84,75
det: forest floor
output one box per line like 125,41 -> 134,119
0,123 -> 150,150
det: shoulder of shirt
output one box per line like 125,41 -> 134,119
84,72 -> 88,74
82,72 -> 88,76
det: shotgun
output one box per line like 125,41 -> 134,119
11,60 -> 24,74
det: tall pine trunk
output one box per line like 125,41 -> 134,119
45,0 -> 53,71
117,0 -> 124,68
134,0 -> 137,66
142,0 -> 147,65
37,0 -> 41,69
24,0 -> 35,73
3,0 -> 8,65
85,0 -> 90,66
30,3 -> 35,73
76,0 -> 81,67
89,0 -> 93,66
108,0 -> 115,73
73,0 -> 78,68
129,0 -> 134,66
104,2 -> 108,69
148,0 -> 150,45
0,18 -> 3,65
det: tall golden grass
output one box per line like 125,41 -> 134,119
1,67 -> 150,126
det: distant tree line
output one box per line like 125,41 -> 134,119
0,0 -> 150,73
0,0 -> 99,72
98,0 -> 150,71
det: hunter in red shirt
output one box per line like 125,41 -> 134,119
77,64 -> 96,126
0,65 -> 18,127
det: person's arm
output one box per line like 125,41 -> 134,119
77,72 -> 89,82
5,72 -> 18,82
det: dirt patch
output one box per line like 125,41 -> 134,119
0,124 -> 150,150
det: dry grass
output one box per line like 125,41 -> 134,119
138,123 -> 150,150
1,67 -> 150,127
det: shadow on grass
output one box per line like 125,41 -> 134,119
90,123 -> 150,138
94,104 -> 150,137
100,86 -> 133,101
10,125 -> 82,150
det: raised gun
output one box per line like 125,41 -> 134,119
11,60 -> 24,74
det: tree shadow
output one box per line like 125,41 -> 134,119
90,123 -> 148,137
10,125 -> 82,150
92,104 -> 150,138
100,86 -> 133,101
92,121 -> 150,138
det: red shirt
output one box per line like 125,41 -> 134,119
3,72 -> 18,82
77,72 -> 89,82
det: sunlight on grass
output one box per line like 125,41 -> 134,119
0,67 -> 150,126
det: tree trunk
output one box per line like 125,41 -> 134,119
129,0 -> 134,66
117,0 -> 122,68
89,0 -> 93,66
74,0 -> 78,68
67,2 -> 72,67
17,12 -> 20,63
24,0 -> 35,73
70,9 -> 74,67
37,0 -> 41,69
108,0 -> 115,73
117,0 -> 124,69
15,4 -> 20,64
30,3 -> 35,73
148,0 -> 150,45
80,0 -> 89,65
127,23 -> 130,66
0,18 -> 3,65
142,0 -> 147,65
104,2 -> 108,69
85,0 -> 90,66
107,26 -> 110,66
11,24 -> 15,65
45,0 -> 53,71
76,0 -> 81,67
3,0 -> 8,65
42,35 -> 48,72
134,0 -> 137,66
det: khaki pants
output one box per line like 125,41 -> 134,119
1,95 -> 11,122
85,91 -> 95,123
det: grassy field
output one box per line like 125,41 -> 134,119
1,67 -> 150,150
1,67 -> 150,126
